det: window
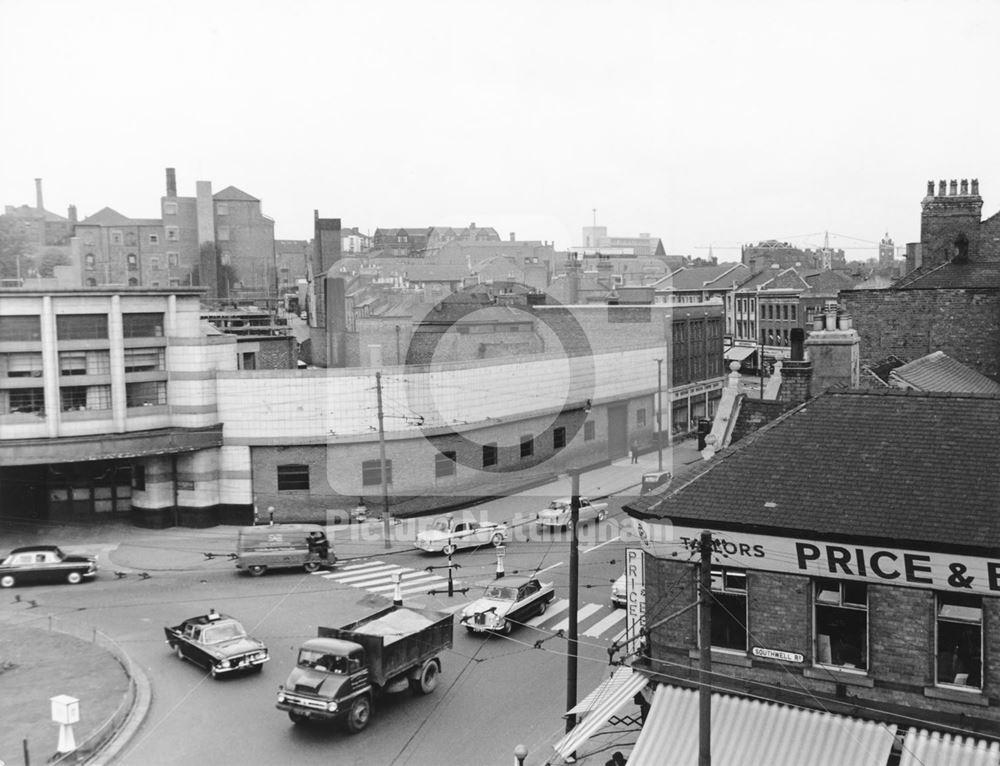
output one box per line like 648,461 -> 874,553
123,313 -> 164,338
636,408 -> 646,427
5,388 -> 45,415
277,464 -> 310,491
165,226 -> 178,241
150,257 -> 160,270
584,421 -> 595,441
520,434 -> 534,458
85,253 -> 96,271
127,253 -> 138,271
57,314 -> 108,340
133,464 -> 146,491
482,443 -> 497,468
709,568 -> 748,651
362,459 -> 392,486
124,348 -> 164,372
553,426 -> 566,449
4,352 -> 43,377
814,579 -> 868,670
125,380 -> 166,407
217,203 -> 229,216
936,593 -> 982,688
0,316 -> 41,342
790,305 -> 797,321
435,450 -> 457,478
60,385 -> 110,412
111,230 -> 122,245
240,351 -> 256,370
167,252 -> 179,268
128,278 -> 139,286
164,202 -> 177,215
218,226 -> 230,241
149,233 -> 159,244
86,277 -> 98,287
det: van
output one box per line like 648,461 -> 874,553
235,524 -> 334,577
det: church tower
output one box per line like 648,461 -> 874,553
919,179 -> 982,269
878,232 -> 894,269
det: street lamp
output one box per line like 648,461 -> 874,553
654,358 -> 664,472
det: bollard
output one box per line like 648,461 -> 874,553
514,744 -> 528,766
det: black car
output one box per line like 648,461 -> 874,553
164,611 -> 269,678
0,545 -> 98,588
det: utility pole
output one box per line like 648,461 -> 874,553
565,469 -> 581,737
375,371 -> 391,549
655,358 -> 664,471
699,529 -> 713,766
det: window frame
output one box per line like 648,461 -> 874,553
553,426 -> 566,450
813,578 -> 869,672
584,421 -> 595,441
935,592 -> 983,690
482,443 -> 498,468
519,434 -> 534,459
435,450 -> 457,479
277,464 -> 310,491
706,567 -> 748,652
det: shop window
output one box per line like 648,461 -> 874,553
277,464 -> 310,491
124,348 -> 164,372
584,421 -> 595,441
936,593 -> 982,689
708,568 -> 747,651
435,450 -> 456,478
0,315 -> 41,342
125,380 -> 166,407
482,443 -> 497,467
123,312 -> 164,338
553,426 -> 566,450
57,314 -> 108,340
520,434 -> 534,458
814,579 -> 868,670
636,408 -> 646,427
362,459 -> 392,486
5,387 -> 45,415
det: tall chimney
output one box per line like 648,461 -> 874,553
166,167 -> 177,197
68,205 -> 77,225
35,178 -> 44,213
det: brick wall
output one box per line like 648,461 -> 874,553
843,287 -> 1000,381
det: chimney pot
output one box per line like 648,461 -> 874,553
509,232 -> 515,242
927,180 -> 934,196
972,178 -> 980,195
960,179 -> 969,195
949,180 -> 958,196
938,180 -> 947,196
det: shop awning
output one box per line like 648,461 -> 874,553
724,345 -> 757,362
627,685 -> 898,766
550,667 -> 650,762
898,728 -> 1000,766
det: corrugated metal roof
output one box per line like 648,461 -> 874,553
890,351 -> 1000,395
899,729 -> 1000,766
627,685 -> 897,766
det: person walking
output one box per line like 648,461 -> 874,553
630,439 -> 639,464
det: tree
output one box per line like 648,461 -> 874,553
37,248 -> 71,278
0,218 -> 34,280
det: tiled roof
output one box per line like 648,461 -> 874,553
668,264 -> 750,290
894,262 -> 1000,289
79,207 -> 135,226
890,351 -> 1000,394
213,186 -> 258,202
627,390 -> 1000,553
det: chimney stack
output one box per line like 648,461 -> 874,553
509,232 -> 515,242
35,178 -> 44,213
68,205 -> 77,226
166,167 -> 177,197
960,179 -> 969,195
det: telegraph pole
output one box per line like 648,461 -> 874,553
699,529 -> 713,766
375,372 -> 391,549
565,469 -> 581,736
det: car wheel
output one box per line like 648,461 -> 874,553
248,565 -> 266,577
66,571 -> 82,585
537,599 -> 548,617
288,710 -> 308,725
598,510 -> 607,522
502,619 -> 513,635
175,644 -> 184,661
303,562 -> 320,573
491,532 -> 504,547
442,543 -> 457,556
344,695 -> 372,734
0,575 -> 14,588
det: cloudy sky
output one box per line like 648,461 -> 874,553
3,0 -> 997,259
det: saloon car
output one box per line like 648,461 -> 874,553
459,576 -> 555,634
535,497 -> 608,531
164,610 -> 269,678
415,515 -> 508,554
0,545 -> 98,588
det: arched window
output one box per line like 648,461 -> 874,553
953,235 -> 970,264
85,253 -> 96,271
128,277 -> 139,286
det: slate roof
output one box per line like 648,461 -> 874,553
626,389 -> 1000,554
79,207 -> 134,226
664,264 -> 750,291
213,186 -> 258,202
893,262 -> 1000,289
890,351 -> 1000,394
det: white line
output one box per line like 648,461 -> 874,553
368,575 -> 442,592
533,561 -> 564,576
338,560 -> 387,571
526,598 -> 570,627
551,603 -> 603,633
330,566 -> 400,583
583,609 -> 627,638
582,536 -> 621,554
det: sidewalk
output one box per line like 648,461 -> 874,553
0,438 -> 703,765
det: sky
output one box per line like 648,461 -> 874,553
2,0 -> 998,260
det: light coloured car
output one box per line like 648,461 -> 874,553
415,515 -> 508,554
460,577 -> 555,634
611,573 -> 627,608
535,497 -> 608,531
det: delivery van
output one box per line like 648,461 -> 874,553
235,523 -> 334,577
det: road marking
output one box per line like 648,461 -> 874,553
368,575 -> 442,592
582,536 -> 620,554
550,603 -> 602,632
583,609 -> 627,637
533,561 -> 564,576
526,598 -> 570,627
327,566 -> 400,584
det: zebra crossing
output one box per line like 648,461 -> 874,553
317,560 -> 630,642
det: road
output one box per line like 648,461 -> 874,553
7,493 -> 642,766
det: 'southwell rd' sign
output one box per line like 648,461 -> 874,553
641,524 -> 1000,597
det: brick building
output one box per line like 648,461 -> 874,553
624,389 -> 1000,745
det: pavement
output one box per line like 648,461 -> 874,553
0,439 -> 704,765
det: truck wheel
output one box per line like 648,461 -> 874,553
303,562 -> 320,573
248,565 -> 266,577
1,574 -> 15,588
67,571 -> 82,584
344,695 -> 371,734
288,711 -> 308,726
410,659 -> 439,695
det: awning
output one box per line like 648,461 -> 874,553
724,345 -> 757,362
627,684 -> 898,766
898,729 -> 1000,766
550,667 -> 650,762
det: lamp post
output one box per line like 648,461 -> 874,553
654,358 -> 664,471
565,468 -> 581,737
375,371 -> 392,549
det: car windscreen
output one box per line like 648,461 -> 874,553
483,585 -> 517,600
202,622 -> 247,643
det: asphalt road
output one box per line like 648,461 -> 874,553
9,496 -> 640,766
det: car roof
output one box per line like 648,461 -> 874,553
8,545 -> 62,555
483,576 -> 537,587
184,613 -> 236,626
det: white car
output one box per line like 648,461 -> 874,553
415,515 -> 508,554
536,497 -> 608,531
460,577 -> 555,634
611,573 -> 627,608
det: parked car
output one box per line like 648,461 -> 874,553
640,471 -> 672,495
611,573 -> 627,608
535,497 -> 608,531
164,610 -> 269,678
459,577 -> 555,634
415,515 -> 508,554
0,545 -> 97,588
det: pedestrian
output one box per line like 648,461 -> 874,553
630,439 -> 639,464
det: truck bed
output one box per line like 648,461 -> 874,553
318,605 -> 453,686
